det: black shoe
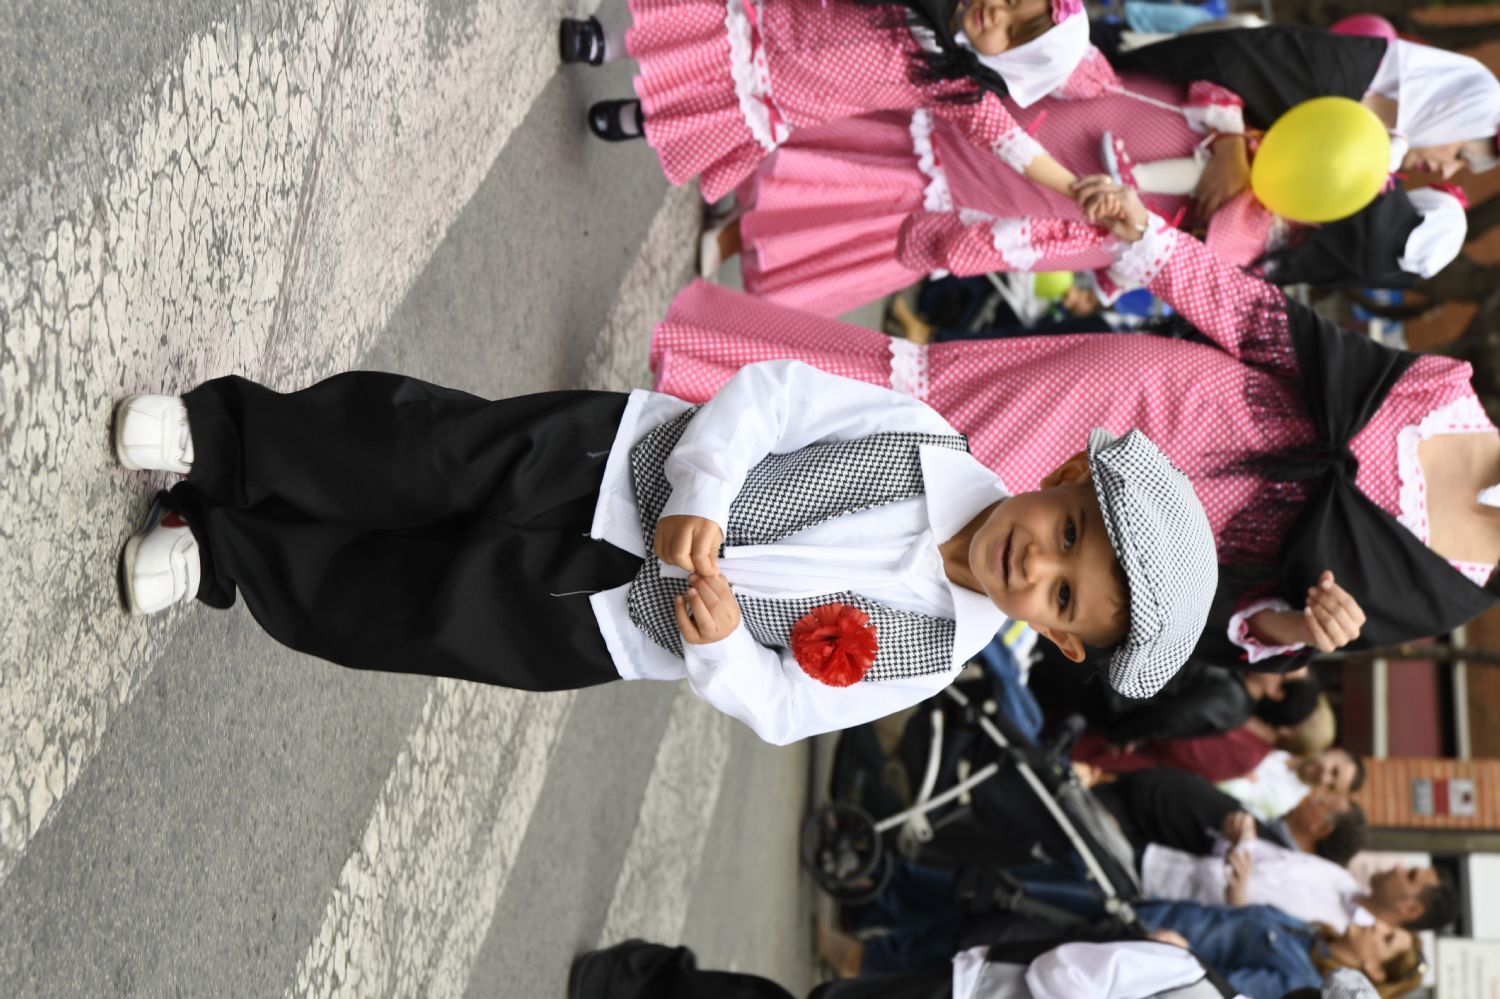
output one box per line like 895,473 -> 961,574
560,17 -> 605,66
588,99 -> 645,142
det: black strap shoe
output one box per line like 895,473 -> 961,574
560,17 -> 605,66
588,99 -> 645,142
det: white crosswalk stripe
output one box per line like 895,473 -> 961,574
0,0 -> 603,884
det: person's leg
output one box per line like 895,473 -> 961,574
167,484 -> 638,688
175,372 -> 626,528
141,376 -> 638,687
856,912 -> 963,977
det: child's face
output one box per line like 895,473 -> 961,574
966,453 -> 1128,661
953,0 -> 1052,57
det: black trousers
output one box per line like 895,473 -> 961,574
163,372 -> 641,689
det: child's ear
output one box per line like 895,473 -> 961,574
1039,450 -> 1090,489
1035,624 -> 1087,663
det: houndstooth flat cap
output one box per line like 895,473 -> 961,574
1086,428 -> 1217,699
1322,969 -> 1380,999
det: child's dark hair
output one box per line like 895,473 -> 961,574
852,0 -> 1035,103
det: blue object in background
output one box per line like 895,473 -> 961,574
1123,0 -> 1219,34
1111,288 -> 1163,318
977,624 -> 1044,741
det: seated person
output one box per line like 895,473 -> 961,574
1071,693 -> 1335,782
1221,747 -> 1366,823
1072,767 -> 1368,864
1143,810 -> 1457,932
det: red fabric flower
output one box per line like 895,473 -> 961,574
789,604 -> 879,687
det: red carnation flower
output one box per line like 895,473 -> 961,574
790,603 -> 879,687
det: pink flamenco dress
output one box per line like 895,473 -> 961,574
623,0 -> 1076,203
653,217 -> 1499,668
735,66 -> 1250,315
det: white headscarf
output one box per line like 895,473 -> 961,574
954,9 -> 1091,108
1368,40 -> 1500,159
1400,186 -> 1468,278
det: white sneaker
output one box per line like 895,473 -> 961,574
113,395 -> 194,473
120,500 -> 201,615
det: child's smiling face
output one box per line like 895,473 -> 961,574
953,0 -> 1053,57
966,453 -> 1129,660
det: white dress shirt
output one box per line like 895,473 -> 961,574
1142,838 -> 1363,932
1217,750 -> 1308,823
587,360 -> 1012,745
951,940 -> 1248,999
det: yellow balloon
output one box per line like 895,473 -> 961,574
1250,97 -> 1390,223
1033,271 -> 1074,299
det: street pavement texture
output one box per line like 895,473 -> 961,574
0,0 -> 815,995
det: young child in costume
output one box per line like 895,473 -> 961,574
557,0 -> 1117,214
649,180 -> 1500,672
714,25 -> 1500,316
113,357 -> 1215,745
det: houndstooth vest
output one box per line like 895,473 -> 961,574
626,407 -> 970,682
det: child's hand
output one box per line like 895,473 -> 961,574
1071,175 -> 1150,242
1193,133 -> 1250,221
654,514 -> 724,576
675,572 -> 742,645
1301,570 -> 1365,653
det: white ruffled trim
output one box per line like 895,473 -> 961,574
909,110 -> 953,212
952,209 -> 1041,271
1182,102 -> 1244,137
993,128 -> 1044,173
1106,214 -> 1177,290
1228,597 -> 1304,663
887,337 -> 930,402
1394,393 -> 1498,544
724,0 -> 790,153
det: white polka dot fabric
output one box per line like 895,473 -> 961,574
1086,428 -> 1217,699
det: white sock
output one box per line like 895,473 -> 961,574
603,24 -> 629,62
617,101 -> 644,137
1133,158 -> 1204,196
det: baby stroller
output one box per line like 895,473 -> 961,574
799,634 -> 1142,928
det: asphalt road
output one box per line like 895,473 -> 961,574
0,1 -> 814,995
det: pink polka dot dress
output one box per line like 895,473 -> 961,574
737,72 -> 1245,315
624,0 -> 1038,203
654,226 -> 1493,607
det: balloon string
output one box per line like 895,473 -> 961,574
1105,84 -> 1190,118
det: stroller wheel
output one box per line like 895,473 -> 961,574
799,802 -> 891,905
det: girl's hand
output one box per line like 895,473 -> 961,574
1193,133 -> 1250,221
675,572 -> 743,645
1071,175 -> 1150,242
1301,570 -> 1365,653
1244,572 -> 1364,653
654,514 -> 724,576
